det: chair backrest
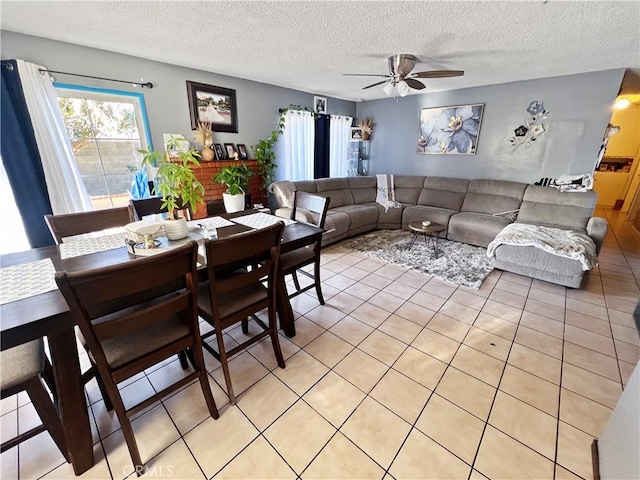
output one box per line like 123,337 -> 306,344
291,191 -> 330,228
129,197 -> 168,221
55,242 -> 200,375
44,206 -> 133,244
204,222 -> 284,319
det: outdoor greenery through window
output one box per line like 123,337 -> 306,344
56,86 -> 151,208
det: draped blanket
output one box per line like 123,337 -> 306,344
487,223 -> 598,271
376,174 -> 402,212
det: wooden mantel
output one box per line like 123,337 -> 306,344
191,159 -> 263,219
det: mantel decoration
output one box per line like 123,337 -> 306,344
509,100 -> 550,153
186,81 -> 238,133
358,117 -> 375,140
192,121 -> 214,161
417,104 -> 484,155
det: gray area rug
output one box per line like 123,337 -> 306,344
339,229 -> 494,289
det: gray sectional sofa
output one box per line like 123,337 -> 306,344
272,176 -> 607,288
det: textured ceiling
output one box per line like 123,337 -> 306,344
1,1 -> 639,101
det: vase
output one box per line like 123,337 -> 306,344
222,192 -> 246,213
201,146 -> 215,162
361,131 -> 370,141
163,217 -> 188,240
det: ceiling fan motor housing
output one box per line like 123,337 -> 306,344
389,54 -> 418,79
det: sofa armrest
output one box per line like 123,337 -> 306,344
587,217 -> 608,255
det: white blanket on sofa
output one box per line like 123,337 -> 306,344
487,223 -> 598,271
376,174 -> 402,212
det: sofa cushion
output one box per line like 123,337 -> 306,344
372,203 -> 405,229
517,185 -> 597,230
315,178 -> 354,208
393,175 -> 426,204
332,204 -> 379,234
348,176 -> 377,204
293,180 -> 318,194
461,179 -> 527,216
323,210 -> 350,246
417,177 -> 469,211
447,212 -> 513,247
402,206 -> 459,236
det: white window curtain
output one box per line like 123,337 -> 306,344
282,109 -> 315,181
329,115 -> 353,177
17,60 -> 92,214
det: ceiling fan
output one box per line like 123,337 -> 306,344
344,54 -> 464,97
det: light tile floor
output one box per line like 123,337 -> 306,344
2,208 -> 639,479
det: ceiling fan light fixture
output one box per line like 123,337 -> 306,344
383,83 -> 394,96
397,80 -> 410,97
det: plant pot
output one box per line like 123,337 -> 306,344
163,217 -> 188,240
361,131 -> 370,140
201,146 -> 215,162
223,192 -> 246,213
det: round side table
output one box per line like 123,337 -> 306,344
407,221 -> 446,257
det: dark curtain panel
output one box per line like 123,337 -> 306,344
314,114 -> 330,179
1,60 -> 54,247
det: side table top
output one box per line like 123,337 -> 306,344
408,221 -> 446,234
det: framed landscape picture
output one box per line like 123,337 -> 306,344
416,104 -> 484,155
186,81 -> 238,133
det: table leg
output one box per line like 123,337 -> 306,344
275,265 -> 296,338
48,328 -> 94,475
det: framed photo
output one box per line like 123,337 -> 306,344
163,133 -> 190,159
349,127 -> 363,141
213,143 -> 225,161
236,144 -> 249,159
417,104 -> 484,155
186,81 -> 238,133
224,143 -> 237,159
314,96 -> 327,114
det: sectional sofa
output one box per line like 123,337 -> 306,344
272,176 -> 608,288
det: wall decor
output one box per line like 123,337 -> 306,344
349,127 -> 363,141
236,144 -> 249,159
186,81 -> 238,133
224,143 -> 237,159
214,143 -> 225,161
314,96 -> 327,114
417,104 -> 484,155
509,100 -> 550,153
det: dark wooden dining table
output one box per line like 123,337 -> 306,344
0,215 -> 323,475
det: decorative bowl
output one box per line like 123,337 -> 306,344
422,220 -> 431,226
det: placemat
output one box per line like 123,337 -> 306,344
0,259 -> 57,305
232,213 -> 295,229
60,233 -> 126,259
187,216 -> 235,230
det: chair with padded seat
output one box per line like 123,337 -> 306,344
1,339 -> 69,462
45,206 -> 133,244
55,241 -> 218,475
281,191 -> 330,304
197,222 -> 285,404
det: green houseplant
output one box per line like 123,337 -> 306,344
139,139 -> 204,239
212,162 -> 254,213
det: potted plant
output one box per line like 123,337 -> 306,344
358,116 -> 376,140
213,162 -> 254,213
192,121 -> 215,161
139,138 -> 204,240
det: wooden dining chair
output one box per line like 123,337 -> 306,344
1,339 -> 69,462
198,222 -> 285,404
55,242 -> 218,475
281,191 -> 330,304
44,206 -> 132,244
129,197 -> 191,221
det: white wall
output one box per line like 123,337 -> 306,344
356,70 -> 625,184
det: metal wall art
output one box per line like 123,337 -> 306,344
509,100 -> 550,153
417,104 -> 484,155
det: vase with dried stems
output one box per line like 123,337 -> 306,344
358,117 -> 375,140
193,121 -> 215,161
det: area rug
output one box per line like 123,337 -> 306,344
339,229 -> 494,289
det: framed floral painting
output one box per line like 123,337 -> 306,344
416,104 -> 484,155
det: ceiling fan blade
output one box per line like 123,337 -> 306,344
413,70 -> 465,78
362,80 -> 390,90
405,78 -> 425,90
343,73 -> 390,77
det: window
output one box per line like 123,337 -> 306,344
55,84 -> 152,208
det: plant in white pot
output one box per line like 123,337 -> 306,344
213,163 -> 254,213
139,140 -> 204,240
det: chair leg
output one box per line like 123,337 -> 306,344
94,370 -> 114,412
178,350 -> 189,370
291,270 -> 301,291
241,318 -> 249,334
41,358 -> 58,403
268,308 -> 286,370
191,345 -> 219,419
25,377 -> 70,463
215,328 -> 236,404
313,258 -> 325,305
